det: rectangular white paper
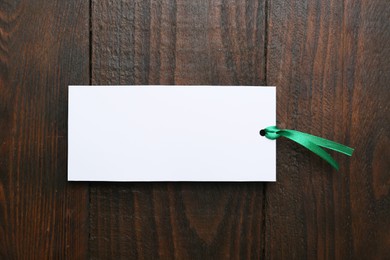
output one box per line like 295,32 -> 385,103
68,86 -> 276,181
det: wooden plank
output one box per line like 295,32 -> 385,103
90,0 -> 266,258
266,0 -> 390,258
0,0 -> 89,259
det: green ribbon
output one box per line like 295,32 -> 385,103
260,126 -> 354,170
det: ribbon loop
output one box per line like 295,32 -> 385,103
261,125 -> 281,139
260,126 -> 354,171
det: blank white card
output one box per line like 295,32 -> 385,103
68,86 -> 276,181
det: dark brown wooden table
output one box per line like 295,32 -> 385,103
1,0 -> 389,259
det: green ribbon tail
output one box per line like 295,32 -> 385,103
261,126 -> 354,171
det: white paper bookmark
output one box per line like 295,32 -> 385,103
68,86 -> 276,181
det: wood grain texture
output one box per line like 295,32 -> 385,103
90,183 -> 265,259
1,0 -> 389,258
91,0 -> 265,85
0,0 -> 89,259
90,0 -> 266,258
266,0 -> 390,259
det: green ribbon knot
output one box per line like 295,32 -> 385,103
260,126 -> 354,171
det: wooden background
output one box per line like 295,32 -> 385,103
1,0 -> 389,259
